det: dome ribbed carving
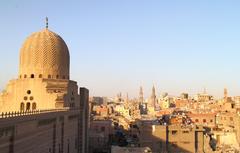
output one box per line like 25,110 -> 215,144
19,29 -> 70,79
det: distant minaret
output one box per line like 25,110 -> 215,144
45,17 -> 48,29
150,85 -> 156,107
124,93 -> 129,109
116,92 -> 122,102
224,88 -> 228,101
203,87 -> 207,94
119,92 -> 122,102
139,86 -> 144,104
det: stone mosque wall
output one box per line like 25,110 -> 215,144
0,110 -> 80,153
0,87 -> 89,153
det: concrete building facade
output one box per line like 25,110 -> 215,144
138,121 -> 205,153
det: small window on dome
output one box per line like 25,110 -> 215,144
31,74 -> 34,78
24,74 -> 27,78
19,75 -> 22,79
39,74 -> 42,78
24,96 -> 28,100
48,75 -> 51,79
27,90 -> 31,94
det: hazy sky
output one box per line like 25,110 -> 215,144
1,0 -> 240,98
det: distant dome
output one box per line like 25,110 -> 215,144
19,29 -> 70,79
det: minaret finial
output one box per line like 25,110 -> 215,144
45,17 -> 48,29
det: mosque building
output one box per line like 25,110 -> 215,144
0,18 -> 80,112
0,19 -> 89,153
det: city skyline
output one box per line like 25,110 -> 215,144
1,1 -> 240,98
1,1 -> 240,153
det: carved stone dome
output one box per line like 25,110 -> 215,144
19,28 -> 70,79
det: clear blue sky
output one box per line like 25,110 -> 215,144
1,0 -> 240,98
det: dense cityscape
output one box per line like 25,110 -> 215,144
4,23 -> 240,152
1,1 -> 240,153
89,87 -> 240,153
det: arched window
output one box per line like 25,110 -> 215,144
48,75 -> 51,79
24,74 -> 27,78
56,75 -> 59,79
30,74 -> 34,78
20,102 -> 24,111
32,102 -> 36,110
19,75 -> 22,79
26,102 -> 31,111
62,76 -> 65,79
39,74 -> 42,78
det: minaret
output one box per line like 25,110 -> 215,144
45,17 -> 48,29
118,92 -> 122,102
116,92 -> 122,103
203,87 -> 207,94
224,88 -> 228,102
139,86 -> 144,104
150,85 -> 156,108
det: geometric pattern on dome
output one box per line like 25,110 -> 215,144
19,29 -> 70,78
